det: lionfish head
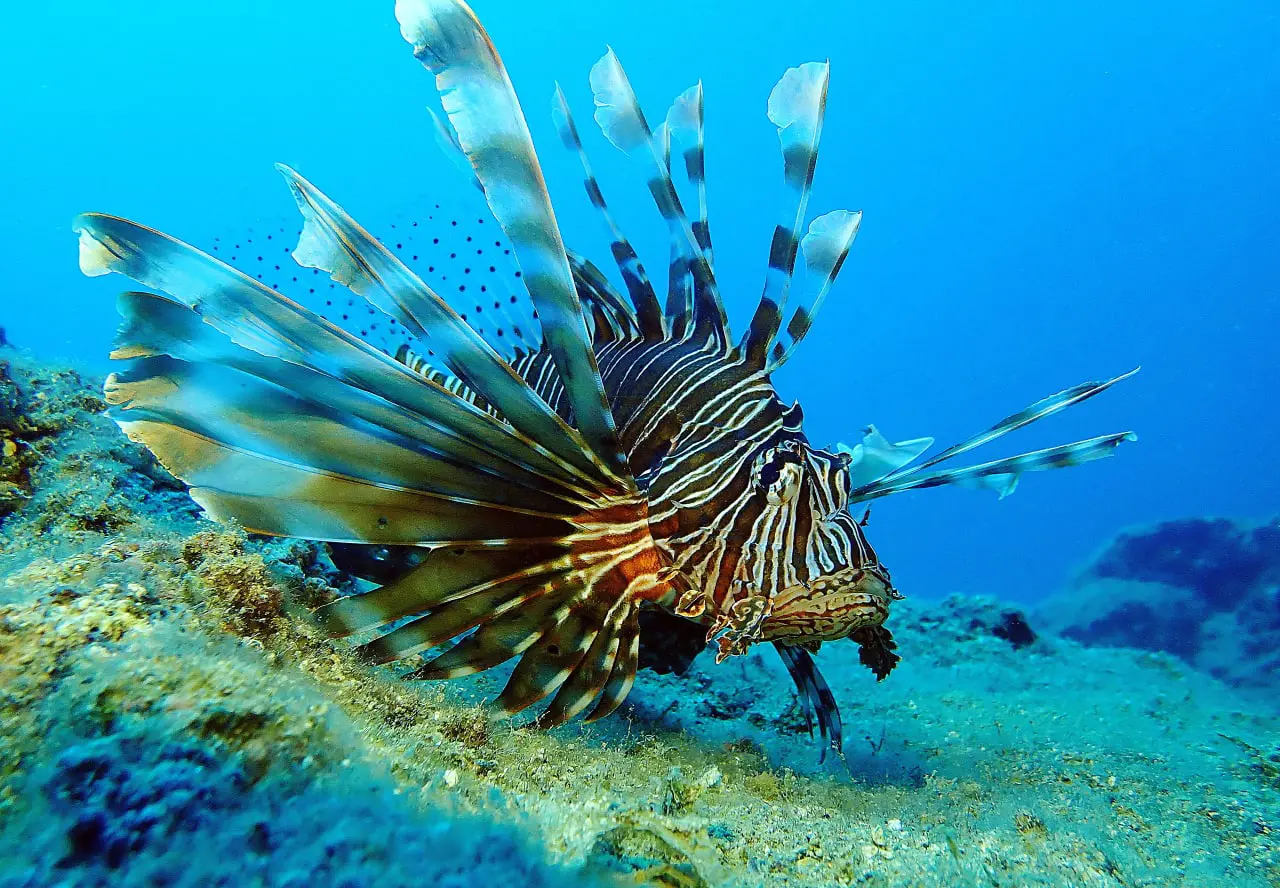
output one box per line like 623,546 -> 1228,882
742,435 -> 898,645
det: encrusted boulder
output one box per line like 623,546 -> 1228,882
1035,517 -> 1280,688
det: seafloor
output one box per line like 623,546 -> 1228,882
1,341 -> 1276,887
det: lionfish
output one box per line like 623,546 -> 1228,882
74,0 -> 1135,757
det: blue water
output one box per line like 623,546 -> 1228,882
2,0 -> 1277,604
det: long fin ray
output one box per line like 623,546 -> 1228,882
358,578 -> 558,664
742,61 -> 830,366
872,368 -> 1141,489
111,290 -> 596,501
494,602 -> 596,715
568,253 -> 642,342
588,48 -> 729,345
582,610 -> 640,722
76,214 -> 607,487
775,642 -> 843,762
316,545 -> 567,635
107,354 -> 581,515
277,164 -> 617,486
665,83 -> 713,270
769,208 -> 862,370
850,432 -> 1138,503
115,419 -> 573,543
539,591 -> 631,726
425,106 -> 483,191
553,84 -> 665,338
409,584 -> 569,679
395,0 -> 629,481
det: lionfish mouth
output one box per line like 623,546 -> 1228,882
762,566 -> 897,643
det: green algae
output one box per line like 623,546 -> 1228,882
0,344 -> 1276,887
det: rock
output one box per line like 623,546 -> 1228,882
1035,517 -> 1280,689
587,825 -> 706,887
897,594 -> 1040,651
0,360 -> 19,431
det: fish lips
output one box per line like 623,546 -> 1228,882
761,566 -> 895,643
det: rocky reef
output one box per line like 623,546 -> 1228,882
1035,517 -> 1280,691
1,342 -> 1277,887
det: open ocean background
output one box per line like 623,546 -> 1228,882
2,0 -> 1277,605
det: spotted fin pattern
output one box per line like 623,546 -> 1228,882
396,0 -> 627,480
82,215 -> 675,726
279,164 -> 613,485
76,0 -> 1140,753
73,0 -> 698,728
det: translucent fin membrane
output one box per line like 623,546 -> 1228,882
200,196 -> 539,366
587,48 -> 729,345
742,62 -> 830,365
553,84 -> 664,339
396,0 -> 628,481
275,166 -> 613,487
848,370 -> 1140,503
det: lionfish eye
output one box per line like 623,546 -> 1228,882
755,447 -> 804,505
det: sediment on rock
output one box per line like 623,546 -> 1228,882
0,350 -> 1275,887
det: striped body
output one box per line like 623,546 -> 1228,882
508,328 -> 893,650
75,0 -> 1134,760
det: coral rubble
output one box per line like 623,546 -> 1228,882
1,345 -> 1276,887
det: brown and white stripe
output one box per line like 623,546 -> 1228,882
77,0 -> 1137,757
396,0 -> 627,481
742,61 -> 830,366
